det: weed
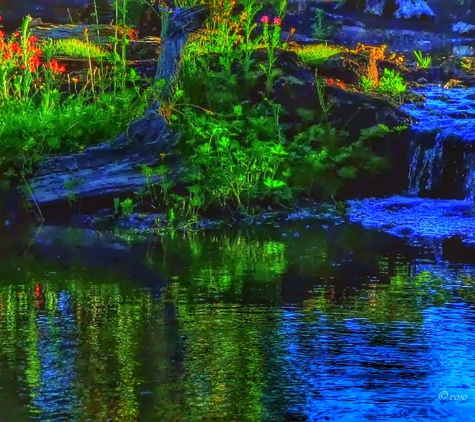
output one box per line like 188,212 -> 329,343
43,38 -> 108,59
120,198 -> 135,217
378,68 -> 407,96
296,43 -> 341,67
360,75 -> 374,92
413,50 -> 431,68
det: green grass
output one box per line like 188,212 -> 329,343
44,38 -> 108,59
294,43 -> 342,67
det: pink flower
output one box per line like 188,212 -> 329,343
260,15 -> 270,24
273,17 -> 282,26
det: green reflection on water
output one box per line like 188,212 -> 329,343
0,224 -> 470,420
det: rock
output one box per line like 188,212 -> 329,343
439,56 -> 475,83
0,188 -> 27,230
358,0 -> 435,19
452,21 -> 475,35
347,196 -> 475,246
394,0 -> 435,20
127,36 -> 161,61
248,48 -> 410,135
417,77 -> 429,84
315,51 -> 369,85
365,0 -> 385,16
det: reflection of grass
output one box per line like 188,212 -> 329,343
302,271 -> 450,324
294,43 -> 342,67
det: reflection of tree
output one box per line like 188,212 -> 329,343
0,222 -> 467,421
303,269 -> 450,324
32,291 -> 80,419
0,266 -> 175,421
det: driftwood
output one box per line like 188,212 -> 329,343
155,4 -> 210,100
30,23 -> 131,43
27,5 -> 210,216
28,103 -> 178,206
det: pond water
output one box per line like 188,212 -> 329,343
1,220 -> 475,421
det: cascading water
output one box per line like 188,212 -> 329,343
402,86 -> 475,200
347,85 -> 475,248
407,134 -> 444,195
464,152 -> 475,201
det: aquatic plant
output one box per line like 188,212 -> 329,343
413,50 -> 432,68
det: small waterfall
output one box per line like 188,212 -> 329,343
464,152 -> 475,201
407,134 -> 444,195
407,142 -> 422,195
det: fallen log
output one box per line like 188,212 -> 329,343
30,23 -> 133,43
26,5 -> 210,220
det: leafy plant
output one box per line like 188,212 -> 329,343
378,68 -> 407,95
360,75 -> 374,92
312,8 -> 333,41
120,198 -> 135,217
413,50 -> 431,68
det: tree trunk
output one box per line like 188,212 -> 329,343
154,4 -> 209,101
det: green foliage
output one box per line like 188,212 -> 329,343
378,68 -> 407,95
0,13 -> 150,178
312,8 -> 333,41
120,198 -> 135,216
413,50 -> 432,68
290,124 -> 385,197
42,38 -> 108,59
360,75 -> 374,92
296,43 -> 342,67
0,1 -> 396,225
0,91 -> 148,174
170,102 -> 293,214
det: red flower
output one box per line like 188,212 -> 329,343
273,17 -> 282,26
29,55 -> 40,72
13,32 -> 20,38
327,78 -> 335,84
45,58 -> 66,74
10,42 -> 21,53
260,15 -> 270,24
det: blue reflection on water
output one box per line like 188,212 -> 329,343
269,304 -> 475,422
32,291 -> 79,420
